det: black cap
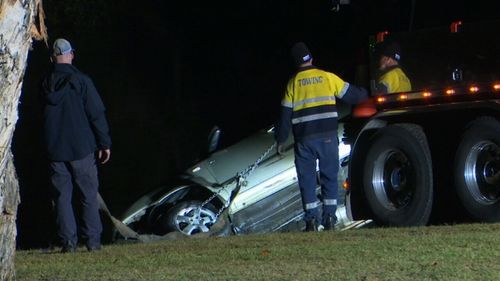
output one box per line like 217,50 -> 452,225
380,41 -> 401,61
291,42 -> 312,66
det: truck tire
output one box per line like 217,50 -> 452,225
363,124 -> 433,226
454,117 -> 500,222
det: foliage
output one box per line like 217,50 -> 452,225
42,0 -> 114,34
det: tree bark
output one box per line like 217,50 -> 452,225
0,0 -> 46,280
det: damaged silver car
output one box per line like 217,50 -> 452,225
112,125 -> 369,241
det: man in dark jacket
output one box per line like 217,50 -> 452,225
40,38 -> 112,252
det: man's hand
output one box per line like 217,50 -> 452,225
277,143 -> 285,156
98,149 -> 111,164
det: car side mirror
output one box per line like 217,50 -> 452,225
207,126 -> 221,154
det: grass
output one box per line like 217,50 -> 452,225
15,223 -> 500,281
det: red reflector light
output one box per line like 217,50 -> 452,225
450,21 -> 462,33
445,89 -> 455,95
376,96 -> 386,103
423,91 -> 432,97
494,84 -> 500,91
469,86 -> 479,93
376,31 -> 389,43
352,100 -> 377,117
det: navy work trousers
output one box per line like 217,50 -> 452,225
50,153 -> 102,248
294,136 -> 339,224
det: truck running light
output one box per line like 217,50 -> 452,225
445,89 -> 455,95
494,84 -> 500,91
423,91 -> 432,97
343,180 -> 349,190
469,86 -> 479,93
376,96 -> 386,103
398,94 -> 408,100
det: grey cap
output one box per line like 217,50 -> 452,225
52,38 -> 74,56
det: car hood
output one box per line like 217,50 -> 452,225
185,127 -> 293,187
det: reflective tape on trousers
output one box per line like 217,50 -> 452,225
305,201 -> 320,210
323,199 -> 337,206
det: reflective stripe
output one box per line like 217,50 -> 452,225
323,199 -> 337,206
281,100 -> 293,108
381,81 -> 390,91
292,96 -> 336,109
305,201 -> 320,210
337,82 -> 350,99
292,112 -> 338,124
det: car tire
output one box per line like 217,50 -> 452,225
363,124 -> 433,226
454,117 -> 500,222
162,200 -> 230,236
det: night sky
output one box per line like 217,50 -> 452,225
13,0 -> 500,248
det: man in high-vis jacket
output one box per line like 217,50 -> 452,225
275,42 -> 368,231
376,41 -> 411,94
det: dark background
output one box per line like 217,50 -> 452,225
13,0 -> 500,249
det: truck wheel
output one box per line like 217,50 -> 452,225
363,124 -> 433,226
454,118 -> 500,222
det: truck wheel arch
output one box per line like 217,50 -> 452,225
347,118 -> 388,220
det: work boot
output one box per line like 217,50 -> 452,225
323,215 -> 338,231
305,219 -> 318,232
61,241 -> 76,253
86,244 -> 102,252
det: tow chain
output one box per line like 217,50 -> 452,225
199,142 -> 277,221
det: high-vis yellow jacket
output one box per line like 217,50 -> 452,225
377,66 -> 411,94
276,66 -> 368,144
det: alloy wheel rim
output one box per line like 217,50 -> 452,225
174,205 -> 217,235
464,141 -> 500,205
372,149 -> 415,211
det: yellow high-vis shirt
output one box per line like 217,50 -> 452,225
276,66 -> 368,144
378,67 -> 411,94
281,68 -> 348,113
276,66 -> 350,143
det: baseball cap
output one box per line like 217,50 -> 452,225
291,42 -> 312,66
52,38 -> 74,56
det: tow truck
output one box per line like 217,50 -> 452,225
344,20 -> 500,226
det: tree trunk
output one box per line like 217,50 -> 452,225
0,0 -> 46,280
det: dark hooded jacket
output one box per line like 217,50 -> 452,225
40,63 -> 111,161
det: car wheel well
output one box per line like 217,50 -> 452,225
147,185 -> 224,231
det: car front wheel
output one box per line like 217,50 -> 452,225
163,200 -> 227,236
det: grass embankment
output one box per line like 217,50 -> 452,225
16,223 -> 500,281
